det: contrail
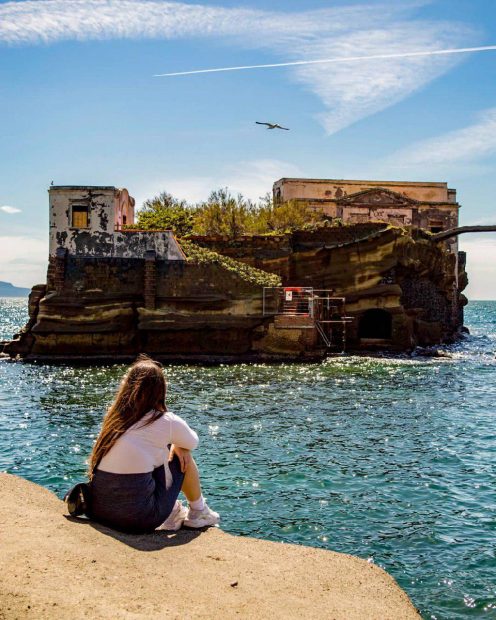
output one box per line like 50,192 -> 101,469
154,45 -> 496,77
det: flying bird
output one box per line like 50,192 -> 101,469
256,122 -> 290,131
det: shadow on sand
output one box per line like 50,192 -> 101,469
64,515 -> 203,551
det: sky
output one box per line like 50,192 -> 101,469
0,0 -> 495,298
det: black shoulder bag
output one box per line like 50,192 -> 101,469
63,482 -> 92,517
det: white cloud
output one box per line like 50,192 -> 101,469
220,159 -> 303,201
0,206 -> 22,214
0,0 -> 266,44
0,1 -> 414,45
0,236 -> 48,288
0,1 -> 476,134
288,23 -> 471,134
386,107 -> 496,171
460,236 -> 496,300
133,158 -> 303,206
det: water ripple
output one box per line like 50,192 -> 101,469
0,298 -> 495,619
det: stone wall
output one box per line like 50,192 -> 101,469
190,224 -> 387,256
292,223 -> 389,249
5,250 -> 323,361
51,229 -> 185,260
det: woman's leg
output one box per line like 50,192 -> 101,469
181,458 -> 202,503
166,452 -> 219,527
181,458 -> 220,527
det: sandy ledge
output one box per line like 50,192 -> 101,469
0,473 -> 420,619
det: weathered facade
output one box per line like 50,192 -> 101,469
273,177 -> 459,237
49,186 -> 184,260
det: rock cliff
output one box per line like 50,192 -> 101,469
192,224 -> 468,350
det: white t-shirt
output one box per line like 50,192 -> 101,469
97,410 -> 199,474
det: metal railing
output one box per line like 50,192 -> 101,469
263,287 -> 354,351
263,287 -> 314,317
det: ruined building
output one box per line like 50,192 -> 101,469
273,178 -> 459,233
48,186 -> 180,259
2,181 -> 469,362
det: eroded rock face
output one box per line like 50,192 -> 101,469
192,225 -> 468,351
2,225 -> 467,360
3,257 -> 281,361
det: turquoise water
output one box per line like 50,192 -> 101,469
0,298 -> 495,619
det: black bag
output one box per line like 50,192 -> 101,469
64,482 -> 92,517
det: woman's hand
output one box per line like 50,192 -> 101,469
168,444 -> 192,473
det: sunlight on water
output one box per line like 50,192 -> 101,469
0,297 -> 28,340
0,298 -> 495,619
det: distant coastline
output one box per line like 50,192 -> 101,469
0,281 -> 30,297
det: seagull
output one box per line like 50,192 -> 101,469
256,121 -> 290,131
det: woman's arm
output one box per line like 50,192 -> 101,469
169,413 -> 199,450
168,445 -> 192,473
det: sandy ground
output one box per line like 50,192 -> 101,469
0,473 -> 420,619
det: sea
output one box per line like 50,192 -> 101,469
0,297 -> 494,619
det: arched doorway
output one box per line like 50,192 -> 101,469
359,309 -> 392,340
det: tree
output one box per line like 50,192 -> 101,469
246,193 -> 324,234
194,188 -> 253,238
271,199 -> 323,232
134,192 -> 195,237
133,187 -> 325,238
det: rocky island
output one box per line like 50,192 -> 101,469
2,180 -> 471,361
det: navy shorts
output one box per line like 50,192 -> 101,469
90,455 -> 185,534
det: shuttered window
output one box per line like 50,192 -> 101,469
72,205 -> 89,228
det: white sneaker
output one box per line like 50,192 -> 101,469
156,500 -> 188,531
184,503 -> 220,528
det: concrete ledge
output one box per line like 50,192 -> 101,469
0,474 -> 420,619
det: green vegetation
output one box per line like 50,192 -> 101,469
122,188 -> 393,286
179,238 -> 281,288
126,192 -> 196,237
125,188 -> 325,238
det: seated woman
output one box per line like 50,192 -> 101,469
88,355 -> 219,533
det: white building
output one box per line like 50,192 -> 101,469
48,186 -> 184,260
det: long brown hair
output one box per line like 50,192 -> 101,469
88,355 -> 166,478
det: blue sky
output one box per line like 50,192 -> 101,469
0,0 -> 495,297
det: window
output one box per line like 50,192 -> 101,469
429,220 -> 444,234
123,215 -> 127,226
72,204 -> 89,228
